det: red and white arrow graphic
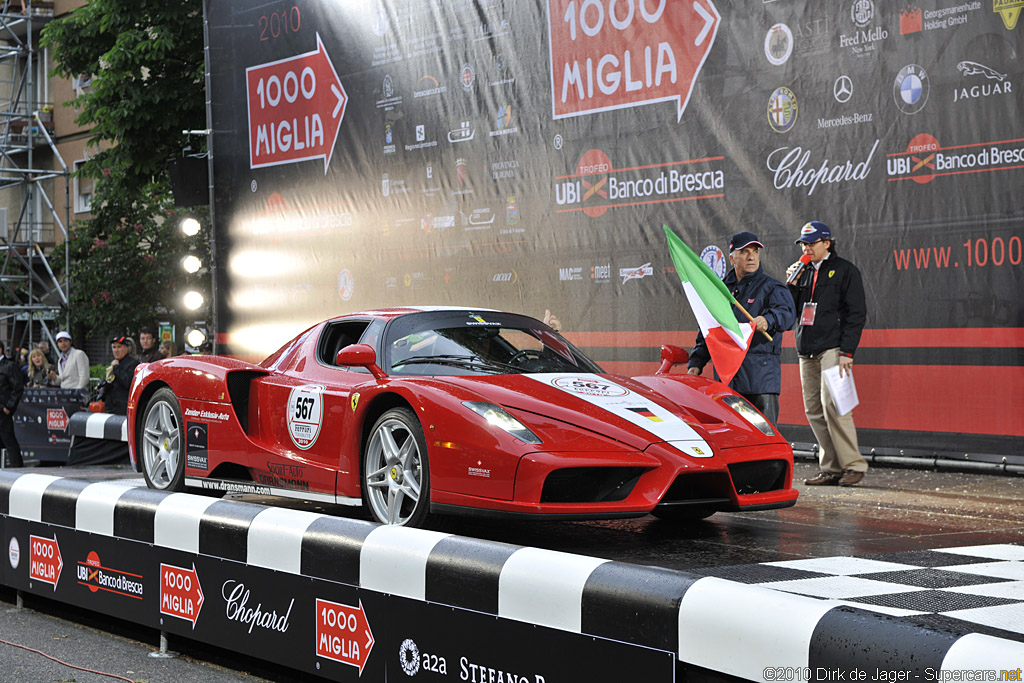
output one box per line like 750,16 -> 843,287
316,598 -> 375,676
159,563 -> 205,628
29,534 -> 62,590
246,33 -> 347,173
548,0 -> 720,121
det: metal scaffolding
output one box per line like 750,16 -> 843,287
0,0 -> 70,348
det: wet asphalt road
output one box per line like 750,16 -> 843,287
1,459 -> 1021,682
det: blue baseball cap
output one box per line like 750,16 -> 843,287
795,221 -> 831,244
729,231 -> 765,252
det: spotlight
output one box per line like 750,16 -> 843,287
181,254 -> 202,274
185,327 -> 207,348
183,290 -> 205,310
180,217 -> 201,237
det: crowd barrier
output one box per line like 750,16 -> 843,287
1,471 -> 1020,682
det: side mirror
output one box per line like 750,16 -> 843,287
656,344 -> 689,375
336,344 -> 386,380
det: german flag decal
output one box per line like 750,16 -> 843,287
626,407 -> 663,422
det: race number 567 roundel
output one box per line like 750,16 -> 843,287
287,384 -> 325,449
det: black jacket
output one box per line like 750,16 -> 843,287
689,265 -> 796,395
0,355 -> 24,412
105,355 -> 140,415
138,345 -> 162,364
788,251 -> 866,357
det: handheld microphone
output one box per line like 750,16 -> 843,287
786,254 -> 813,285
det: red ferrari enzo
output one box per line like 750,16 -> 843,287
128,307 -> 797,526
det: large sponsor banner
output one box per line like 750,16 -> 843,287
3,518 -> 672,681
205,0 -> 1023,454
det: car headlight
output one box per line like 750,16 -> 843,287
462,401 -> 542,444
722,396 -> 776,436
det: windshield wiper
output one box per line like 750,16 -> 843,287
392,354 -> 521,374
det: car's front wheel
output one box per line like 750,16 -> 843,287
363,407 -> 430,526
140,388 -> 186,492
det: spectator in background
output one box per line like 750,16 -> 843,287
50,331 -> 91,390
159,340 -> 176,358
0,340 -> 24,467
37,339 -> 56,367
104,335 -> 139,415
138,327 -> 162,364
26,349 -> 53,387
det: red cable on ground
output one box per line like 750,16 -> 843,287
0,636 -> 136,682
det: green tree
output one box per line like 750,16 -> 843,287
42,0 -> 208,337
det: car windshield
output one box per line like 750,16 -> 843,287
384,311 -> 603,376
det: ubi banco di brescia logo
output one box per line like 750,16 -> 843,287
555,149 -> 723,218
77,551 -> 143,598
887,134 -> 1024,184
766,140 -> 878,195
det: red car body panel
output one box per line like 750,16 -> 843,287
127,308 -> 798,518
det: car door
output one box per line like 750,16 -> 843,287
248,321 -> 373,500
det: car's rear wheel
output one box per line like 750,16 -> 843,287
650,506 -> 716,522
363,407 -> 430,527
140,388 -> 186,492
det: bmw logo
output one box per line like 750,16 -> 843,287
894,65 -> 929,115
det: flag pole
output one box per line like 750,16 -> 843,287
732,301 -> 773,341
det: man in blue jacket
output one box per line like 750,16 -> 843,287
688,231 -> 796,425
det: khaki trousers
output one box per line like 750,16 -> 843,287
799,348 -> 867,474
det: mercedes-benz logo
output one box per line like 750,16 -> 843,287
833,75 -> 853,103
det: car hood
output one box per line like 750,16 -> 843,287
434,372 -> 715,458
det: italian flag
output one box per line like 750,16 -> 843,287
664,225 -> 753,385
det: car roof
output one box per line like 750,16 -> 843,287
326,306 -> 501,323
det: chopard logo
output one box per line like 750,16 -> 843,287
222,580 -> 294,634
766,140 -> 878,195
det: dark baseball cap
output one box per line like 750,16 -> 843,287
111,335 -> 130,346
796,221 -> 831,243
729,231 -> 765,252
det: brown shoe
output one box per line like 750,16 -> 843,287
804,471 -> 842,486
839,470 -> 865,487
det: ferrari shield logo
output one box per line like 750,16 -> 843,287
351,392 -> 360,412
828,270 -> 835,278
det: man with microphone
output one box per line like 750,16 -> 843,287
688,231 -> 795,425
787,221 -> 868,486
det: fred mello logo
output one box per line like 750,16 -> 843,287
840,0 -> 887,54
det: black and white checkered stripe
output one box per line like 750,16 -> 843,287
1,471 -> 1020,678
67,412 -> 128,442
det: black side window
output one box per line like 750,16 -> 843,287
318,321 -> 371,366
